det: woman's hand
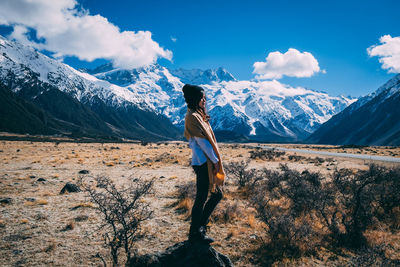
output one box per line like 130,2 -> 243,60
213,162 -> 220,175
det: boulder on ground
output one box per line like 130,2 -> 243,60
129,240 -> 234,267
60,183 -> 81,194
0,197 -> 12,204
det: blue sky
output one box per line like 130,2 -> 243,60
1,0 -> 399,97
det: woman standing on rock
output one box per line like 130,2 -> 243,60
182,84 -> 225,243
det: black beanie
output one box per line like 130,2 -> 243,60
182,84 -> 204,110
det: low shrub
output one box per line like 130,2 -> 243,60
212,202 -> 240,224
224,160 -> 262,189
249,147 -> 285,161
249,164 -> 400,264
80,176 -> 154,266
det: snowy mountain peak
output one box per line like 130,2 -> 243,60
0,35 -> 151,108
168,67 -> 236,85
90,62 -> 356,141
371,73 -> 400,99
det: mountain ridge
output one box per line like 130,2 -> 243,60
0,35 -> 356,142
89,63 -> 356,142
0,35 -> 181,141
307,74 -> 400,145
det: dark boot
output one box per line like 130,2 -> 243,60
199,226 -> 214,243
189,228 -> 214,244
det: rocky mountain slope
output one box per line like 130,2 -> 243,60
307,74 -> 400,145
0,35 -> 180,141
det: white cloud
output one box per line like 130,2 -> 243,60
253,48 -> 323,79
367,35 -> 400,73
0,0 -> 172,69
170,36 -> 177,43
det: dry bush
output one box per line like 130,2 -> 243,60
350,244 -> 400,266
328,164 -> 400,247
212,201 -> 240,224
250,165 -> 323,261
80,175 -> 154,267
249,163 -> 400,265
249,147 -> 285,161
151,152 -> 178,164
174,181 -> 196,217
287,154 -> 306,162
224,160 -> 262,189
175,181 -> 196,201
307,156 -> 326,165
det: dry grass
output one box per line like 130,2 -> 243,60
0,140 -> 398,266
42,240 -> 57,253
247,214 -> 256,228
24,199 -> 48,206
71,202 -> 95,210
176,197 -> 193,217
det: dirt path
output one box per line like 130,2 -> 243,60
261,145 -> 400,163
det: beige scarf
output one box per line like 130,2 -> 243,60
184,108 -> 225,192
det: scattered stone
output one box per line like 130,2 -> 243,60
21,166 -> 32,170
34,213 -> 48,221
78,170 -> 90,174
0,198 -> 12,204
29,175 -> 36,179
16,149 -> 20,152
250,234 -> 257,239
37,178 -> 46,182
160,176 -> 165,179
60,183 -> 81,194
74,215 -> 89,222
61,222 -> 75,231
12,249 -> 23,255
129,241 -> 234,267
25,198 -> 36,202
4,234 -> 31,242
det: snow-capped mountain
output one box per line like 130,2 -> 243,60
91,64 -> 356,142
0,35 -> 356,142
0,35 -> 145,108
308,74 -> 400,145
169,67 -> 236,85
0,35 -> 180,141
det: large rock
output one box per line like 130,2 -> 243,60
129,240 -> 234,267
59,183 -> 81,194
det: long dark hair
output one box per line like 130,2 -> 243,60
182,84 -> 210,121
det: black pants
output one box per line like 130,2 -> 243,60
189,162 -> 223,235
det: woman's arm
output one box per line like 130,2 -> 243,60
193,137 -> 219,164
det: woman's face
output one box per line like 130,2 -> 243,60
198,92 -> 206,109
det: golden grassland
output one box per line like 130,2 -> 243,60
0,140 -> 399,266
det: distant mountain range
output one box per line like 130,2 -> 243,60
0,35 -> 363,143
307,74 -> 400,146
86,63 -> 355,142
